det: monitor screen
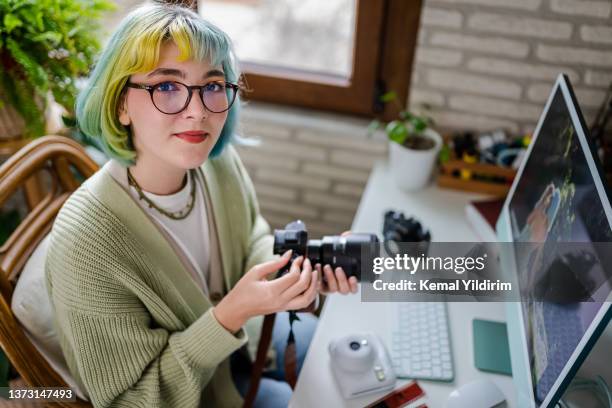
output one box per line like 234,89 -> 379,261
507,75 -> 612,406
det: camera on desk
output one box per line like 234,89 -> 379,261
273,220 -> 379,281
328,333 -> 396,399
383,210 -> 431,257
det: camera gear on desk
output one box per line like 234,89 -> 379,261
383,210 -> 431,257
245,221 -> 379,407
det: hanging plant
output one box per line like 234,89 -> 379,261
0,0 -> 114,137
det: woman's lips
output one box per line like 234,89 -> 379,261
174,131 -> 208,144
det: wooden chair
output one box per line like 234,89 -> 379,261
0,135 -> 98,407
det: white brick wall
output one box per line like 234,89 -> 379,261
536,45 -> 612,67
411,0 -> 612,135
428,32 -> 530,57
549,0 -> 612,18
237,107 -> 387,238
422,8 -> 463,28
429,0 -> 543,11
427,69 -> 522,99
467,12 -> 573,40
580,25 -> 612,44
585,70 -> 612,87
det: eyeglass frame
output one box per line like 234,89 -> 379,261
124,80 -> 240,115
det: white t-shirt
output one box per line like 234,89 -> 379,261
107,160 -> 211,295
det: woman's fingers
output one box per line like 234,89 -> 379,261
315,263 -> 323,292
268,259 -> 303,292
286,269 -> 318,310
268,255 -> 305,290
348,276 -> 359,293
335,267 -> 350,294
323,264 -> 338,292
280,257 -> 312,300
252,250 -> 293,280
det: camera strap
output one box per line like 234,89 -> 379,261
283,311 -> 300,389
244,313 -> 275,408
243,311 -> 300,408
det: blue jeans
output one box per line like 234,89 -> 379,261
231,312 -> 318,408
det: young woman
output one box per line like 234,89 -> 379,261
45,3 -> 357,408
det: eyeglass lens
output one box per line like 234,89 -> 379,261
152,82 -> 236,114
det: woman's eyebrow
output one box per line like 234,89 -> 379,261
147,68 -> 184,78
203,69 -> 225,79
146,68 -> 225,79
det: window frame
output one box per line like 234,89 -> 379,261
186,0 -> 423,120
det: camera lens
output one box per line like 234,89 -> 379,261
349,341 -> 360,351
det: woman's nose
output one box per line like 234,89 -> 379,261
182,90 -> 209,120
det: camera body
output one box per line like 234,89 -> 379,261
273,220 -> 379,281
328,333 -> 396,399
382,210 -> 431,257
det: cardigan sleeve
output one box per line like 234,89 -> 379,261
45,193 -> 247,408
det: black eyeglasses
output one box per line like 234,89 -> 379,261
125,80 -> 239,114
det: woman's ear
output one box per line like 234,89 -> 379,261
118,93 -> 131,126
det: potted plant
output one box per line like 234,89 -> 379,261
0,0 -> 114,139
369,91 -> 443,191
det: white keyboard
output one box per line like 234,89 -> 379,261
391,302 -> 455,381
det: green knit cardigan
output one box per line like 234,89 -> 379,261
45,145 -> 275,407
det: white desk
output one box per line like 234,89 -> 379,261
290,162 -> 517,407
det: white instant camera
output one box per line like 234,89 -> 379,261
328,333 -> 396,399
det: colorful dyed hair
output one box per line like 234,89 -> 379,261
76,3 -> 242,165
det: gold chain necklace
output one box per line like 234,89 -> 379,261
127,168 -> 197,220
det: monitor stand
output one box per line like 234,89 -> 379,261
473,318 -> 513,376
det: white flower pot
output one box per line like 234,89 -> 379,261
389,128 -> 442,192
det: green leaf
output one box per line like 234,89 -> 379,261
32,31 -> 62,45
3,13 -> 23,33
386,120 -> 409,145
35,11 -> 44,31
411,117 -> 427,133
439,145 -> 451,163
399,111 -> 413,121
380,91 -> 397,103
6,38 -> 48,92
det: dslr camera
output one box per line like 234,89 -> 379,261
273,220 -> 379,281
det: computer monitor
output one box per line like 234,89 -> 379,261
496,74 -> 612,407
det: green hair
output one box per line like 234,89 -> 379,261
76,3 -> 242,165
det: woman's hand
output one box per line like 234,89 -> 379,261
316,264 -> 358,295
213,250 -> 318,333
316,230 -> 358,295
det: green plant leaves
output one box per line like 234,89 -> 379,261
32,31 -> 62,45
370,88 -> 436,145
380,91 -> 398,103
3,13 -> 22,32
5,38 -> 48,89
386,120 -> 409,145
0,0 -> 115,136
411,116 -> 427,134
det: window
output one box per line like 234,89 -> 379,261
197,0 -> 422,120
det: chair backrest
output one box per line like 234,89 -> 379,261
0,135 -> 98,407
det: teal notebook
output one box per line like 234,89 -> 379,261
473,319 -> 512,376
